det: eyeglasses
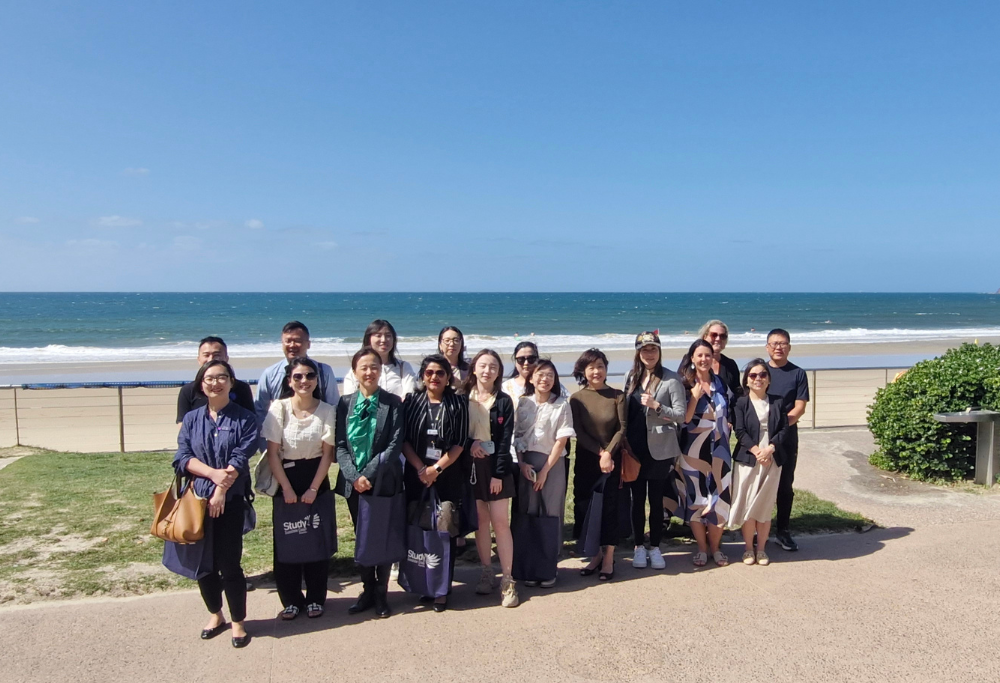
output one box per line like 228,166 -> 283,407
424,369 -> 448,379
440,338 -> 462,346
292,372 -> 317,381
515,355 -> 539,365
767,341 -> 790,349
747,372 -> 769,380
532,372 -> 555,381
708,332 -> 728,340
203,375 -> 231,385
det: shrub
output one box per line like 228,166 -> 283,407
867,343 -> 1000,481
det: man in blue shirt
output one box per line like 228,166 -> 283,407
254,321 -> 339,449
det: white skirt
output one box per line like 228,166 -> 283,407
728,460 -> 782,527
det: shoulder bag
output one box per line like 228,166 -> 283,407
151,474 -> 206,544
253,399 -> 288,497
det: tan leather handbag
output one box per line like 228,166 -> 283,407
151,475 -> 207,544
620,438 -> 641,485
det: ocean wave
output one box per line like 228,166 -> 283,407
2,327 -> 1000,364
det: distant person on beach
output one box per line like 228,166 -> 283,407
765,329 -> 810,552
622,332 -> 686,571
174,360 -> 258,648
176,336 -> 255,423
341,319 -> 417,399
699,320 -> 743,403
570,348 -> 626,581
730,358 -> 788,566
676,339 -> 733,567
255,322 -> 339,448
438,326 -> 470,389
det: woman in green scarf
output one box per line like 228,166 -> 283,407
335,347 -> 405,619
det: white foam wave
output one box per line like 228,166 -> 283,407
1,327 -> 999,364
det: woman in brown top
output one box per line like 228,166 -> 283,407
570,348 -> 627,581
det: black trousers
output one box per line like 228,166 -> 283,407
629,475 -> 667,547
198,498 -> 247,622
346,491 -> 392,594
775,427 -> 799,532
573,451 -> 620,546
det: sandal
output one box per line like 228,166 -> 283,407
742,550 -> 756,565
713,551 -> 729,567
280,605 -> 300,621
692,552 -> 707,567
306,603 -> 323,618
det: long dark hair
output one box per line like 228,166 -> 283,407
362,319 -> 401,366
417,354 -> 455,395
280,356 -> 323,399
437,326 -> 469,372
194,359 -> 237,397
627,343 -> 664,395
509,340 -> 539,378
524,359 -> 562,402
462,349 -> 504,396
678,339 -> 715,389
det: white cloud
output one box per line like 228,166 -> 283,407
66,238 -> 119,248
245,219 -> 264,230
16,216 -> 40,224
92,215 -> 142,228
124,167 -> 150,176
173,235 -> 202,251
316,241 -> 338,251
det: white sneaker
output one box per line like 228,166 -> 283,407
648,547 -> 665,570
633,546 -> 648,569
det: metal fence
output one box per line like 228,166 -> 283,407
0,367 -> 908,453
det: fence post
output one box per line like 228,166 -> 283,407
117,386 -> 125,453
13,387 -> 21,447
811,370 -> 818,429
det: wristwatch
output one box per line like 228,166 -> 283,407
433,464 -> 443,474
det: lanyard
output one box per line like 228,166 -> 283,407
427,401 -> 444,445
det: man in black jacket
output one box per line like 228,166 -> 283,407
176,336 -> 255,423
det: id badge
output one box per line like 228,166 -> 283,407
427,428 -> 439,437
654,425 -> 666,434
426,447 -> 442,461
282,461 -> 296,469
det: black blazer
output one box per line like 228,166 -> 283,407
466,391 -> 515,479
334,390 -> 405,497
718,353 -> 745,403
402,389 -> 469,503
733,394 -> 788,467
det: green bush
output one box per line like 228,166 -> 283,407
867,343 -> 1000,481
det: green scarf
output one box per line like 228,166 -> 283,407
348,390 -> 380,471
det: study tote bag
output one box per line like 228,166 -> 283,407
150,475 -> 206,544
577,473 -> 610,559
354,490 -> 407,567
272,490 -> 337,564
511,496 -> 561,583
398,487 -> 451,598
162,517 -> 214,580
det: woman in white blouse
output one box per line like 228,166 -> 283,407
263,357 -> 337,620
342,320 -> 417,399
513,359 -> 575,587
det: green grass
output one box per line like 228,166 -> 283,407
0,447 -> 872,604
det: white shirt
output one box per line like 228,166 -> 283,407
261,398 -> 336,461
513,394 -> 575,457
342,360 -> 417,399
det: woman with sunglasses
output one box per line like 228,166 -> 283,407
730,359 -> 788,566
336,347 -> 405,617
342,319 -> 417,399
402,354 -> 469,612
676,339 -> 733,567
174,360 -> 258,648
699,320 -> 743,403
438,326 -> 470,390
262,357 -> 337,621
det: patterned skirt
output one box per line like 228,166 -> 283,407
672,426 -> 732,527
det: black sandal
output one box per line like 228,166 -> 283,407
598,560 -> 616,581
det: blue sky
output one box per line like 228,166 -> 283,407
1,1 -> 998,292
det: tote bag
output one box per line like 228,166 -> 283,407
273,490 -> 337,564
150,475 -> 206,544
398,487 -> 451,598
354,490 -> 407,567
511,497 -> 561,583
162,516 -> 214,580
577,474 -> 610,559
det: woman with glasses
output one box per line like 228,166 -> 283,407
174,360 -> 258,648
730,359 -> 788,566
336,347 -> 405,617
438,326 -> 470,390
402,354 -> 470,612
676,339 -> 733,567
262,357 -> 337,621
699,320 -> 743,403
342,319 -> 417,399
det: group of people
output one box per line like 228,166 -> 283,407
170,318 -> 809,648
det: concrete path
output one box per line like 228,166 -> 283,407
3,429 -> 1000,683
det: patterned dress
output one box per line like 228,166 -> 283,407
674,375 -> 732,526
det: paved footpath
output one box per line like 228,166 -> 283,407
3,429 -> 1000,683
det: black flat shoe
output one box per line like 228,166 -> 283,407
418,595 -> 435,604
348,592 -> 374,615
580,566 -> 598,577
200,622 -> 228,640
374,592 -> 391,619
231,634 -> 251,649
432,599 -> 447,613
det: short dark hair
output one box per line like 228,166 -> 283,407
525,359 -> 563,402
280,356 -> 322,400
437,326 -> 469,372
463,349 -> 504,396
741,358 -> 771,391
678,339 -> 715,389
573,348 -> 609,387
767,328 -> 790,343
282,321 -> 309,336
193,359 -> 236,398
363,319 -> 401,366
509,341 -> 540,378
198,336 -> 227,350
352,346 -> 381,371
418,354 -> 455,394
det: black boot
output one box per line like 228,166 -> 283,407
374,586 -> 391,619
348,587 -> 374,614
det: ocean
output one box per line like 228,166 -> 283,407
1,292 -> 998,364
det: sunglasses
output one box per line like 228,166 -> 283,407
292,372 -> 317,381
423,369 -> 448,379
515,355 -> 539,365
747,372 -> 769,380
709,332 -> 728,340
